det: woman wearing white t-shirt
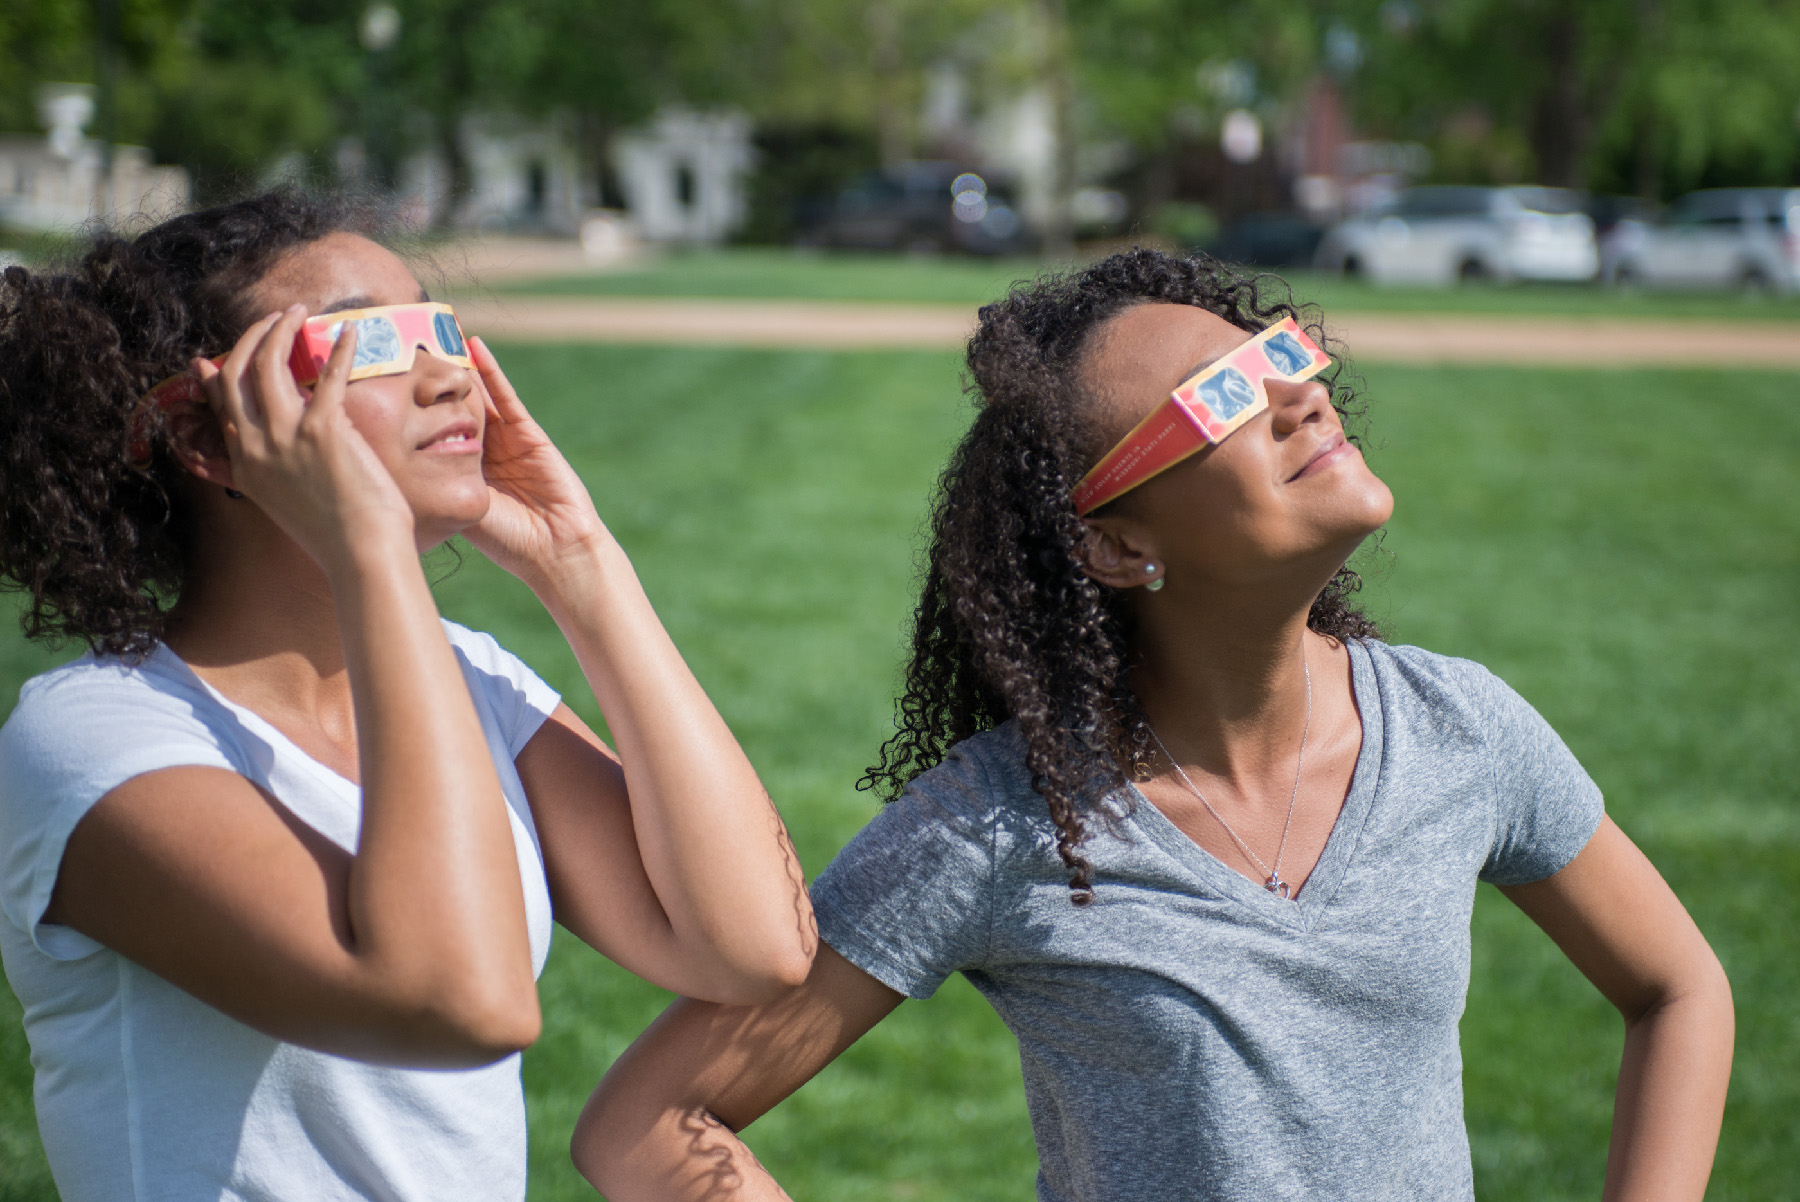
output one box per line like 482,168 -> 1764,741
0,190 -> 814,1199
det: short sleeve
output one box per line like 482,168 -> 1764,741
441,622 -> 562,758
0,662 -> 241,959
810,741 -> 1001,1000
1462,664 -> 1606,885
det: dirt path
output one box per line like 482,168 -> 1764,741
454,295 -> 1800,367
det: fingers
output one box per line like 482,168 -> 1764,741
250,305 -> 310,433
304,319 -> 360,424
204,310 -> 284,460
470,337 -> 533,425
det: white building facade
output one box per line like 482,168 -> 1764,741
0,85 -> 190,234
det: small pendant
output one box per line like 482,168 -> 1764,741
1265,873 -> 1291,900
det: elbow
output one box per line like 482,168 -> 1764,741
572,1066 -> 646,1194
412,980 -> 543,1067
1698,945 -> 1735,1034
727,903 -> 820,1002
463,992 -> 544,1061
753,939 -> 816,996
705,937 -> 815,1006
569,1089 -> 612,1190
1621,943 -> 1735,1036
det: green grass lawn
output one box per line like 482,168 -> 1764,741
484,245 -> 1800,323
1,345 -> 1795,1200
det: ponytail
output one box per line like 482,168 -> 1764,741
0,189 -> 387,657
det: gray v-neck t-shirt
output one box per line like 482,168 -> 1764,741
811,641 -> 1604,1202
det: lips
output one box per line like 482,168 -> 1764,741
418,421 -> 480,452
1288,431 -> 1349,481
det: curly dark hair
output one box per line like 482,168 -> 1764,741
0,188 -> 391,659
861,248 -> 1382,902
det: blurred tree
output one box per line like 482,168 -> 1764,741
7,0 -> 1794,224
0,0 -> 93,134
145,0 -> 356,199
0,0 -> 365,202
1349,0 -> 1800,196
1060,0 -> 1315,224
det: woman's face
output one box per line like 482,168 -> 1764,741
245,232 -> 488,547
1079,302 -> 1393,595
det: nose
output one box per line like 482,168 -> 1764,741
412,344 -> 475,407
1265,376 -> 1334,436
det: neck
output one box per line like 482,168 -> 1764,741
1127,571 -> 1327,779
162,501 -> 370,719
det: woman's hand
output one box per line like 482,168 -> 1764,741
462,336 -> 612,589
194,304 -> 413,571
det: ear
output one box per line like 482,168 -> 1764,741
161,365 -> 237,491
1077,517 -> 1164,592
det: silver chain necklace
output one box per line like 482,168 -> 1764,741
1145,656 -> 1312,900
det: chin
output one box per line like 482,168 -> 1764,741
1349,474 -> 1396,532
410,484 -> 491,544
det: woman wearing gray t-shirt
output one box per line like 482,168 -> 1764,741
576,249 -> 1732,1200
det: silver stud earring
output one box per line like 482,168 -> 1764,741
1145,563 -> 1164,592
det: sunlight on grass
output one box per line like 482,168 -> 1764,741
0,347 -> 1793,1200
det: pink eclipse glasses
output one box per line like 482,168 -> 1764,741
1071,316 -> 1331,515
129,302 -> 472,465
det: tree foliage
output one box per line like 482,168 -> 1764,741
2,0 -> 1794,206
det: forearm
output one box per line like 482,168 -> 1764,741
533,539 -> 813,994
577,1103 -> 793,1202
574,953 -> 900,1198
330,538 -> 538,1044
1605,967 -> 1735,1202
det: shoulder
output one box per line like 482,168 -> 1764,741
810,725 -> 1032,996
1355,640 -> 1525,735
1,651 -> 228,768
0,651 -> 244,950
437,620 -> 561,757
1359,639 -> 1500,699
889,722 -> 1041,837
440,619 -> 531,679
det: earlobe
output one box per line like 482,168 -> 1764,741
1078,521 -> 1162,591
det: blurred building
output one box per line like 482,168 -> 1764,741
0,84 -> 190,233
454,113 -> 585,235
392,107 -> 750,244
611,109 -> 754,244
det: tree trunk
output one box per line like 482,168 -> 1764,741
437,112 -> 470,231
1529,13 -> 1589,188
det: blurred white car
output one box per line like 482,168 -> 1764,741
1602,188 -> 1800,292
1314,186 -> 1598,285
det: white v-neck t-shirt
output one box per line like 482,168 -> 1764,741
0,621 -> 559,1202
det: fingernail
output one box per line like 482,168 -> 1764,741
287,303 -> 305,314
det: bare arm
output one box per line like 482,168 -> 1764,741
47,310 -> 539,1066
1500,816 -> 1733,1202
465,337 -> 814,1003
572,943 -> 905,1199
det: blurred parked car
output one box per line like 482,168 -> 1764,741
798,162 -> 1027,255
1586,193 -> 1658,239
1602,188 -> 1800,292
1314,186 -> 1598,285
1212,212 -> 1329,269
